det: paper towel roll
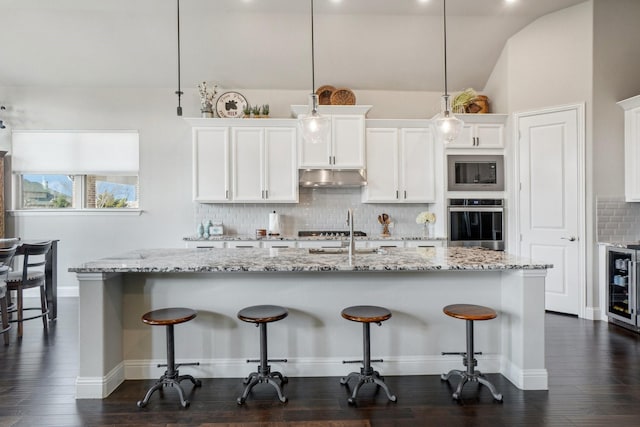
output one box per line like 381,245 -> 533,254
268,212 -> 281,235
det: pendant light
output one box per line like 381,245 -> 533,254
175,0 -> 183,116
299,0 -> 330,144
434,0 -> 463,143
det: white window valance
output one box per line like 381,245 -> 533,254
11,131 -> 139,175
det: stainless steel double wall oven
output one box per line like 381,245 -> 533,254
448,198 -> 505,251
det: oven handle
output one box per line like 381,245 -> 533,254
448,207 -> 504,213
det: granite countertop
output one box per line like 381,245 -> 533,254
183,235 -> 447,242
69,247 -> 552,274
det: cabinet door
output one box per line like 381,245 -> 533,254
232,128 -> 264,202
476,124 -> 504,148
446,123 -> 474,148
193,127 -> 230,202
625,107 -> 640,201
332,115 -> 365,168
298,121 -> 332,168
362,128 -> 399,202
400,128 -> 436,202
264,127 -> 298,202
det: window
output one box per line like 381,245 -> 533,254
12,131 -> 139,211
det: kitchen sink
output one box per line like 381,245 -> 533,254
308,247 -> 383,255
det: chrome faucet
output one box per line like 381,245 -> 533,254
346,209 -> 355,265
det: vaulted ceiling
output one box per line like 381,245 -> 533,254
0,0 -> 587,92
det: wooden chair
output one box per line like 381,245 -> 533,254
5,241 -> 51,338
0,265 -> 11,345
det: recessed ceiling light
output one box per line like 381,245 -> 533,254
418,0 -> 430,4
505,0 -> 518,4
330,0 -> 343,4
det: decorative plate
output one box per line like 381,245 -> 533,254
215,91 -> 248,118
315,85 -> 336,105
330,88 -> 356,105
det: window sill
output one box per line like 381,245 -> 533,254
8,209 -> 144,217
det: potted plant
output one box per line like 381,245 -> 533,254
261,104 -> 270,118
243,104 -> 252,118
251,105 -> 261,118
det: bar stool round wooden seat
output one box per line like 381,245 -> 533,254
441,304 -> 503,401
136,308 -> 202,409
237,304 -> 289,405
340,305 -> 397,405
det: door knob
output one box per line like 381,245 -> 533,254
561,236 -> 577,242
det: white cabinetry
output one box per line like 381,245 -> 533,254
232,127 -> 298,203
445,114 -> 507,149
618,95 -> 640,201
186,118 -> 298,203
292,105 -> 371,168
363,126 -> 436,203
192,127 -> 230,202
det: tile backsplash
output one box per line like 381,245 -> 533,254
597,196 -> 640,242
195,187 -> 435,238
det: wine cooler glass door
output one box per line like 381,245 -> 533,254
607,248 -> 636,326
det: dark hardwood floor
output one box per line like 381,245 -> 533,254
1,298 -> 640,427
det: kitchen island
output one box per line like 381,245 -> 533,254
70,247 -> 551,399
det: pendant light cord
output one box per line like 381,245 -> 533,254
310,0 -> 316,92
442,0 -> 449,97
175,0 -> 183,116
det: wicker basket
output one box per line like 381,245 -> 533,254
315,85 -> 335,105
330,88 -> 356,105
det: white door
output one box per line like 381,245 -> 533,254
517,105 -> 584,315
363,128 -> 399,202
232,127 -> 264,201
264,127 -> 298,202
400,128 -> 436,202
192,127 -> 230,202
332,115 -> 365,168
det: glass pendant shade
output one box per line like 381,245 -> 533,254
434,94 -> 463,144
299,93 -> 330,145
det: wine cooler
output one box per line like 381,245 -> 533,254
606,246 -> 639,331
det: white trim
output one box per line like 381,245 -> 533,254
501,358 -> 549,390
8,209 -> 143,216
513,103 -> 587,319
75,362 -> 125,399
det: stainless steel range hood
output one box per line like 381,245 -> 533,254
299,169 -> 367,187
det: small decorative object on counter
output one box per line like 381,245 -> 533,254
261,104 -> 270,117
377,213 -> 391,237
209,222 -> 224,236
203,220 -> 212,239
251,105 -> 261,118
197,81 -> 218,118
197,222 -> 204,238
452,88 -> 477,114
416,211 -> 436,239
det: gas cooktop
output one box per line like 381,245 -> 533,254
297,231 -> 367,237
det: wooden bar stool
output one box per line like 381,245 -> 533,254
137,308 -> 202,409
441,304 -> 503,401
340,305 -> 397,405
237,304 -> 288,405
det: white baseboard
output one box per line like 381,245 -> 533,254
75,363 -> 125,399
501,359 -> 548,390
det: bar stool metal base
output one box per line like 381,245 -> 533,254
441,317 -> 503,402
340,306 -> 397,405
136,309 -> 202,409
340,365 -> 397,405
137,364 -> 202,409
236,305 -> 289,405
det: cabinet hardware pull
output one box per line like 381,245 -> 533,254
404,190 -> 407,199
226,190 -> 229,199
265,190 -> 268,199
396,190 -> 399,199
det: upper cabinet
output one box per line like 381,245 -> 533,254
363,125 -> 436,203
192,127 -> 230,202
291,105 -> 371,168
445,114 -> 508,149
187,119 -> 298,203
618,95 -> 640,202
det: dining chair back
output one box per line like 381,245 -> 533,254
0,265 -> 11,345
5,241 -> 52,338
